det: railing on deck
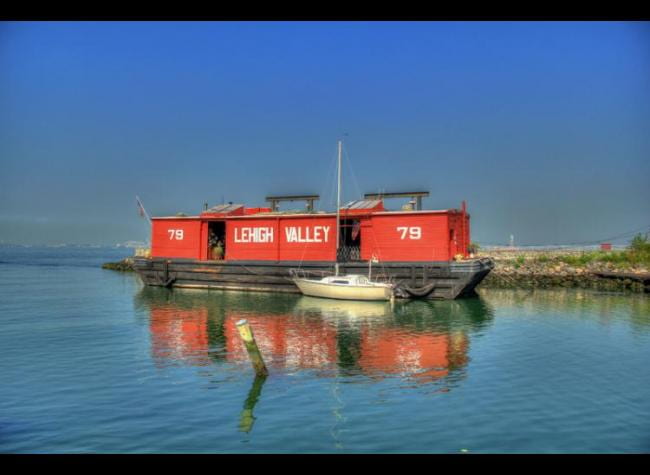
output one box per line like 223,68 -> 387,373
289,268 -> 336,280
337,245 -> 361,262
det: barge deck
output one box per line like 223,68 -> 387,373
133,257 -> 494,300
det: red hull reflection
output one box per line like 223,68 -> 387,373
359,329 -> 461,380
224,315 -> 338,370
150,306 -> 210,366
147,297 -> 472,382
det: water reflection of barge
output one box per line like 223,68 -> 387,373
136,288 -> 494,382
133,194 -> 493,299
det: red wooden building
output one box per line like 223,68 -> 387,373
134,195 -> 493,300
150,200 -> 470,263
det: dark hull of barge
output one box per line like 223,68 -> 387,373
132,257 -> 494,300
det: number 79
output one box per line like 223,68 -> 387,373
168,229 -> 184,240
397,226 -> 421,240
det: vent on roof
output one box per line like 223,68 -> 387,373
363,191 -> 429,210
342,199 -> 382,210
205,203 -> 244,214
339,199 -> 384,214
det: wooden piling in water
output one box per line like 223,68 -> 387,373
236,319 -> 269,377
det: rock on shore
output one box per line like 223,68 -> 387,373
102,258 -> 134,272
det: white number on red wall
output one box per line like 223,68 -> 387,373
397,226 -> 421,240
168,229 -> 184,240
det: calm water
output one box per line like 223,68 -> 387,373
1,247 -> 649,453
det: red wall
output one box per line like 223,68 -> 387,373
151,219 -> 203,259
449,213 -> 460,258
225,216 -> 337,261
199,221 -> 209,260
445,211 -> 471,258
226,218 -> 280,261
151,209 -> 470,262
464,213 -> 470,257
244,207 -> 272,215
278,216 -> 337,261
362,213 -> 451,261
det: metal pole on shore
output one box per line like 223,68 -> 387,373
236,319 -> 268,377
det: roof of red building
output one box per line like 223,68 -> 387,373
200,203 -> 245,217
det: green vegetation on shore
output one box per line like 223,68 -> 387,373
478,234 -> 650,293
531,234 -> 650,268
491,234 -> 650,270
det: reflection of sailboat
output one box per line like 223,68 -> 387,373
293,295 -> 394,319
291,140 -> 394,301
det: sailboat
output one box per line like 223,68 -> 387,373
291,141 -> 394,301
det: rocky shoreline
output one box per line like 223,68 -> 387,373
480,267 -> 648,292
102,258 -> 134,272
477,250 -> 649,293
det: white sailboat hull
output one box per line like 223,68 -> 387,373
293,277 -> 393,301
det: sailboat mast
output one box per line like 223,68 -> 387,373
335,140 -> 342,276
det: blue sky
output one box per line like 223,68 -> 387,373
1,21 -> 649,246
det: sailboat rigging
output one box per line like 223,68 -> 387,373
291,140 -> 394,301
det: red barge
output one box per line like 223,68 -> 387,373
133,192 -> 493,299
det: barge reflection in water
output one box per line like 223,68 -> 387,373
134,288 -> 494,431
135,287 -> 494,380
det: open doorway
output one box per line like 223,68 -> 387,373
338,218 -> 361,262
208,221 -> 226,260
